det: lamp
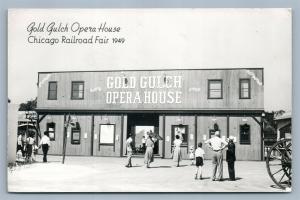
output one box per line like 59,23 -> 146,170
242,115 -> 248,122
176,116 -> 183,124
121,72 -> 128,85
103,115 -> 110,124
212,115 -> 217,122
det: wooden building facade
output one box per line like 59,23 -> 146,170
36,68 -> 264,160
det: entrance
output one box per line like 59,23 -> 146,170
127,113 -> 160,155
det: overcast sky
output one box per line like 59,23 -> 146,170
8,9 -> 291,112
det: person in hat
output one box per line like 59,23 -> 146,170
125,134 -> 133,167
205,131 -> 228,181
144,132 -> 157,168
226,136 -> 236,181
39,131 -> 51,162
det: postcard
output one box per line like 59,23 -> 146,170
7,9 -> 292,192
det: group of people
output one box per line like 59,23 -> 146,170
125,131 -> 158,168
204,131 -> 236,181
125,130 -> 236,181
16,131 -> 51,163
16,132 -> 37,163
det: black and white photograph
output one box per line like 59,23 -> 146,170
7,8 -> 292,192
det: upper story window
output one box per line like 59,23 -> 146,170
240,79 -> 251,99
48,82 -> 57,100
71,81 -> 84,100
208,79 -> 223,99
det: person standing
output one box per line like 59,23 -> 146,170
144,132 -> 156,168
172,135 -> 182,167
26,133 -> 35,163
195,142 -> 205,180
16,133 -> 23,153
141,135 -> 146,153
205,131 -> 228,181
39,131 -> 51,163
125,134 -> 133,167
189,145 -> 195,165
226,136 -> 236,181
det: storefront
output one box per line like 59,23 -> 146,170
36,68 -> 264,160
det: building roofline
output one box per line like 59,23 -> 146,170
37,67 -> 264,74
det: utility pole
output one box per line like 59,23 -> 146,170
62,114 -> 69,164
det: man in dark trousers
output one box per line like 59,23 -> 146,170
226,136 -> 236,181
39,131 -> 51,162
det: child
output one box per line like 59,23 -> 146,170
188,145 -> 195,165
195,142 -> 205,180
16,150 -> 23,162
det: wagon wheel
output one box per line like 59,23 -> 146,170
266,139 -> 292,190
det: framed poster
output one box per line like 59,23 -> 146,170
99,124 -> 115,145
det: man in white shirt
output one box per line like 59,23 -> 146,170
39,131 -> 51,162
205,131 -> 228,181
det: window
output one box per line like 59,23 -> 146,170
46,122 -> 55,141
71,122 -> 81,145
99,124 -> 115,145
48,82 -> 57,100
208,80 -> 223,99
240,79 -> 251,99
172,125 -> 188,146
240,124 -> 250,144
71,81 -> 84,100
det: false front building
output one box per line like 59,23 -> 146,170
36,68 -> 264,160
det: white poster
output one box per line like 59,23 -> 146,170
100,124 -> 115,144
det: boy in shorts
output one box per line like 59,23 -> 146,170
195,142 -> 205,180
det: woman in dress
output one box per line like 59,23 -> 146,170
144,133 -> 156,168
173,135 -> 182,167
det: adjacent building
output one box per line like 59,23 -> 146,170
36,68 -> 264,160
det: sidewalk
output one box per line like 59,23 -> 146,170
7,155 -> 287,192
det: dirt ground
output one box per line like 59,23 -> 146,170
7,155 -> 290,192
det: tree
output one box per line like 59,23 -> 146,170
18,98 -> 37,111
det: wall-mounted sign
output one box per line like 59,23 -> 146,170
106,76 -> 183,104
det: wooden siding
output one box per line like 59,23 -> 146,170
39,115 -> 91,156
93,115 -> 122,157
164,116 -> 196,159
196,116 -> 228,160
39,115 -> 64,155
196,116 -> 261,161
37,69 -> 263,111
65,115 -> 91,156
38,114 -> 261,160
229,117 -> 261,161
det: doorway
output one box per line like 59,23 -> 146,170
127,113 -> 160,155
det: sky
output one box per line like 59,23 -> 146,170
8,9 -> 292,112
